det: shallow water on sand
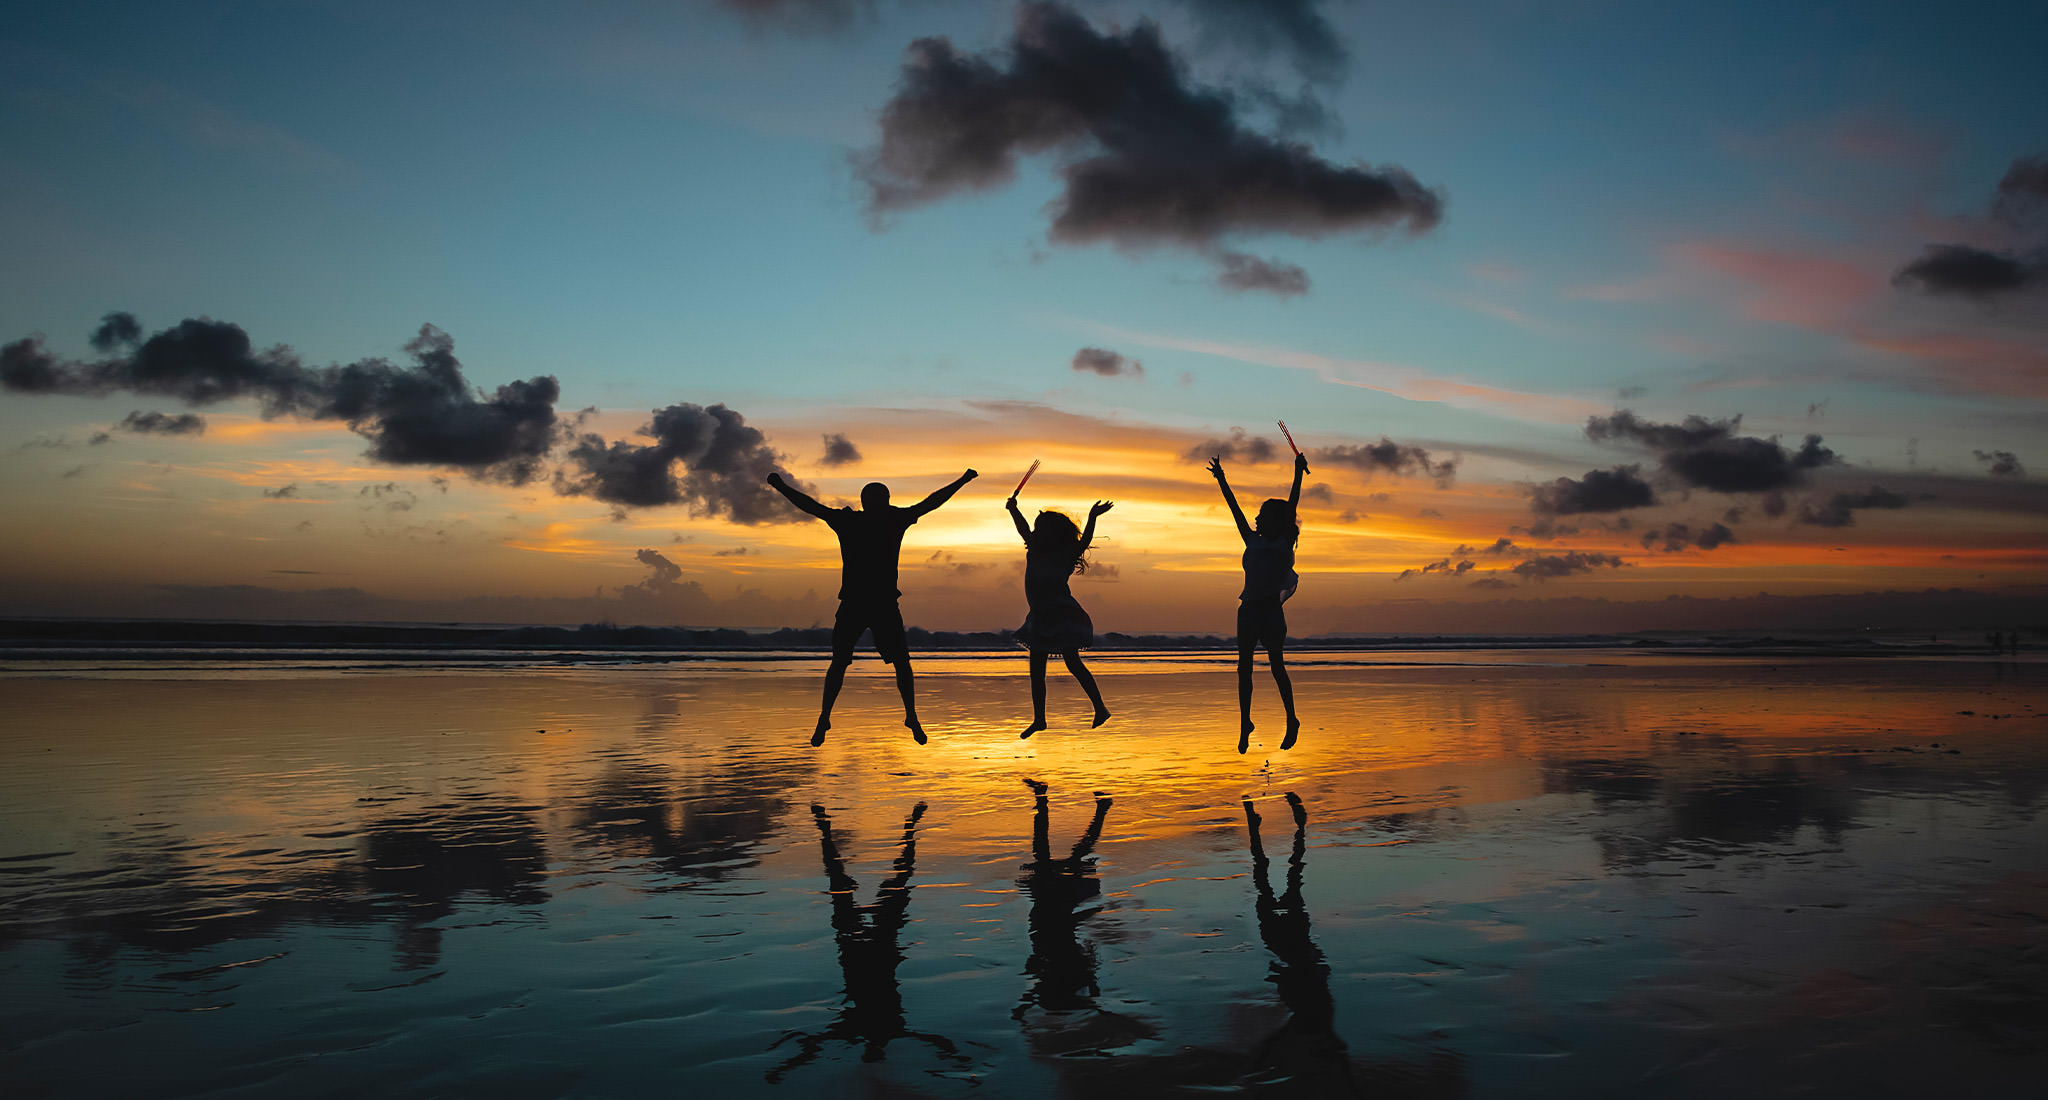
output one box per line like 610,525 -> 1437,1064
2,653 -> 2045,1097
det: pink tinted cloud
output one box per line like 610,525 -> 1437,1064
1672,242 -> 1885,328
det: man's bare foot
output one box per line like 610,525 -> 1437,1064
1023,777 -> 1048,796
905,715 -> 927,745
811,717 -> 830,747
1091,707 -> 1111,728
1238,719 -> 1253,755
1280,715 -> 1301,751
1020,719 -> 1047,739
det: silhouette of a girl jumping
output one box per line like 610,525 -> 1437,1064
1007,490 -> 1112,738
1208,452 -> 1307,753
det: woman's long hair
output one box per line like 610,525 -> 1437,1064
1254,499 -> 1300,547
1031,510 -> 1089,574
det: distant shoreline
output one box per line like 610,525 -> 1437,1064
0,617 -> 2023,663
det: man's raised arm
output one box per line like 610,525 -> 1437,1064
766,471 -> 834,520
906,469 -> 979,519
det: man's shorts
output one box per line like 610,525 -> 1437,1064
834,600 -> 910,664
1237,598 -> 1288,653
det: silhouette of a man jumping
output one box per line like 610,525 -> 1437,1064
767,469 -> 977,745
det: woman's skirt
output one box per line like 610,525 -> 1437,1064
1016,594 -> 1095,652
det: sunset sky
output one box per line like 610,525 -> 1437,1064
2,0 -> 2044,634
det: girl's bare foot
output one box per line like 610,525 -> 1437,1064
811,717 -> 831,747
1020,719 -> 1047,739
1091,707 -> 1111,728
1280,715 -> 1301,751
905,715 -> 927,745
1238,718 -> 1254,755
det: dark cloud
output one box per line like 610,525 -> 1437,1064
1797,485 -> 1910,528
854,2 -> 1440,291
1072,347 -> 1144,377
1511,551 -> 1627,580
1175,0 -> 1347,84
1893,153 -> 2048,297
90,311 -> 142,352
1974,449 -> 2024,478
119,410 -> 206,436
1586,410 -> 1838,493
1641,521 -> 1737,553
820,432 -> 862,466
1313,438 -> 1457,485
1215,251 -> 1309,296
714,546 -> 751,557
1994,153 -> 2048,224
1891,244 -> 2044,298
263,483 -> 299,500
3,316 -> 562,484
557,403 -> 804,523
1301,482 -> 1334,505
1469,575 -> 1512,589
1529,465 -> 1656,515
1186,426 -> 1278,464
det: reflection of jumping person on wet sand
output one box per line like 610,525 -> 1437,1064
766,803 -> 966,1082
766,469 -> 977,745
1209,453 -> 1308,753
1244,792 -> 1355,1096
1014,780 -> 1155,1056
1007,490 -> 1112,738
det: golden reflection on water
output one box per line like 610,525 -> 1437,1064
0,654 -> 2044,1097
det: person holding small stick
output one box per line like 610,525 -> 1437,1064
1007,470 -> 1112,738
1208,449 -> 1308,753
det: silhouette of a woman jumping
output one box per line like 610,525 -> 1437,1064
1208,452 -> 1307,753
1007,490 -> 1112,738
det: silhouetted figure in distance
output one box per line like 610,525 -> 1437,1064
1209,453 -> 1308,753
767,469 -> 977,745
1244,792 -> 1356,1096
1007,491 -> 1113,737
765,803 -> 966,1082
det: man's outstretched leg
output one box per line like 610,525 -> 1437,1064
893,658 -> 926,744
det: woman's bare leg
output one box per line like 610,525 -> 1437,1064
1021,651 -> 1048,738
1063,652 -> 1109,727
1237,638 -> 1257,754
1270,643 -> 1299,750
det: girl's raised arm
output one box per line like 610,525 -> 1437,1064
1005,493 -> 1033,543
1287,452 -> 1307,511
1207,457 -> 1254,542
1080,500 -> 1113,553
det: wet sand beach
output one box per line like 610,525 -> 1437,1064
2,652 -> 2045,1097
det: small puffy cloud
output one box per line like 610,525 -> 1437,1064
1529,465 -> 1655,515
820,432 -> 862,467
1511,551 -> 1627,580
1314,438 -> 1457,485
1975,449 -> 2025,478
1186,426 -> 1278,464
1215,252 -> 1309,296
119,410 -> 207,436
1071,347 -> 1144,378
